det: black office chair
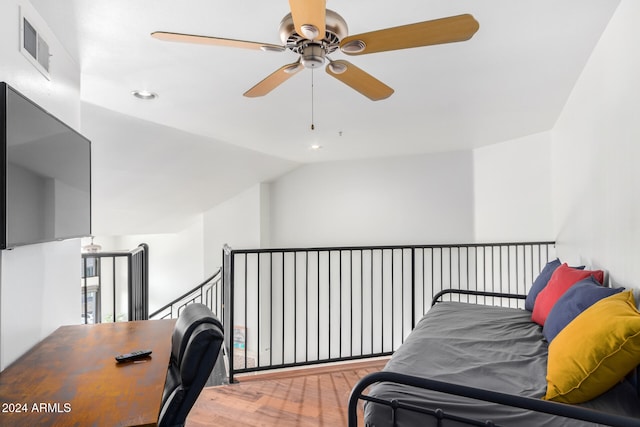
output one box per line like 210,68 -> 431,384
158,303 -> 224,427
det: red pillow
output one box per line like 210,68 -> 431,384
531,263 -> 604,325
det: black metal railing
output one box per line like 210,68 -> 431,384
149,268 -> 223,320
129,243 -> 149,320
223,241 -> 555,383
81,243 -> 149,323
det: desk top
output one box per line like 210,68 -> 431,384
0,319 -> 176,427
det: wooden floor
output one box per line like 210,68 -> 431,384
186,358 -> 388,427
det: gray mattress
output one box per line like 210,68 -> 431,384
364,301 -> 640,427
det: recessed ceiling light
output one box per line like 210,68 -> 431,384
132,90 -> 158,100
309,144 -> 322,150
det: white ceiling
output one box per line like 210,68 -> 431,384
29,0 -> 620,235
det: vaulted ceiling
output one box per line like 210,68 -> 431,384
29,0 -> 620,235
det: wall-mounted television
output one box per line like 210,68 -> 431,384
0,82 -> 91,249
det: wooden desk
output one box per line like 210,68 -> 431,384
0,319 -> 176,427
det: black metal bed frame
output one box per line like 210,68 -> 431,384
347,289 -> 640,427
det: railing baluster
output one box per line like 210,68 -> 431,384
258,253 -> 261,368
270,253 -> 273,367
339,250 -> 343,358
244,254 -> 248,370
360,250 -> 364,356
328,250 -> 332,359
370,249 -> 374,355
293,252 -> 297,364
317,251 -> 320,361
281,251 -> 285,365
305,251 -> 309,363
381,249 -> 385,353
391,249 -> 395,351
351,250 -> 356,357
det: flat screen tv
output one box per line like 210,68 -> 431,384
0,82 -> 91,249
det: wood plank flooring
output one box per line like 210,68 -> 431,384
186,358 -> 388,427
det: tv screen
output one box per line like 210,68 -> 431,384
1,82 -> 91,249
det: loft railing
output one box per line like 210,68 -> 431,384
149,268 -> 223,320
81,243 -> 149,323
223,241 -> 556,383
148,268 -> 228,388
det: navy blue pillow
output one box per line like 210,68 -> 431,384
542,277 -> 624,342
525,259 -> 561,311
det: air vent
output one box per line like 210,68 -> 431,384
20,10 -> 51,79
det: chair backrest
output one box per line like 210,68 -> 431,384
158,303 -> 224,427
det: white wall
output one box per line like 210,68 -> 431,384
268,151 -> 476,248
203,184 -> 267,274
101,216 -> 206,314
474,132 -> 554,242
2,240 -> 80,369
552,0 -> 639,289
208,143 -> 556,253
0,0 -> 82,370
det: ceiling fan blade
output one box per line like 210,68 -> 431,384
325,60 -> 394,101
340,14 -> 479,56
288,0 -> 326,41
151,31 -> 285,52
244,62 -> 303,98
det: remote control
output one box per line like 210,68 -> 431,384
115,349 -> 152,363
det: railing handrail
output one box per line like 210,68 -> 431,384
227,241 -> 556,255
81,248 -> 145,259
149,268 -> 222,319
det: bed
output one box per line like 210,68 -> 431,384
348,283 -> 640,426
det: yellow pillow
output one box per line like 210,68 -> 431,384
544,290 -> 640,403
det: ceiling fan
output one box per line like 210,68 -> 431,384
151,0 -> 479,101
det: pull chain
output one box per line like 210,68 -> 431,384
311,68 -> 315,130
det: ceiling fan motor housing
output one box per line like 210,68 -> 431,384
279,9 -> 348,68
301,43 -> 325,68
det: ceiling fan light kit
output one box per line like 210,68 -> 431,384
152,1 -> 479,101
